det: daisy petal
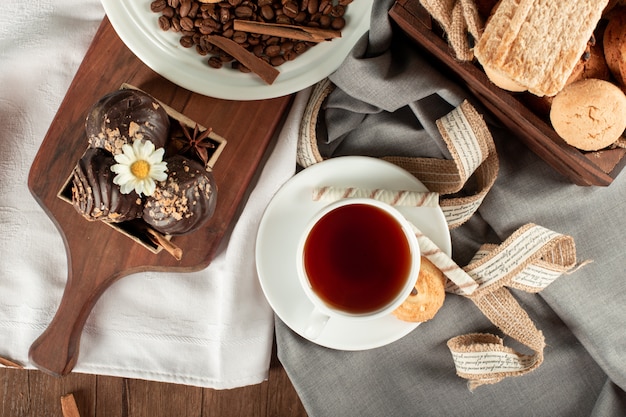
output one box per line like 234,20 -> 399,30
143,178 -> 156,196
148,147 -> 165,164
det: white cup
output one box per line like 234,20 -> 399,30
296,198 -> 421,339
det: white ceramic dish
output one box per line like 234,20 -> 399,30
256,156 -> 452,351
101,0 -> 374,100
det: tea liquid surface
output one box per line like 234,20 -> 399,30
303,204 -> 413,314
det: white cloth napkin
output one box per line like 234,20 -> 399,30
0,0 -> 306,389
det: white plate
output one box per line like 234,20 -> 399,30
256,157 -> 452,351
101,0 -> 373,100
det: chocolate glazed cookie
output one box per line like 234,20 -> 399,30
71,148 -> 144,223
142,155 -> 218,235
86,89 -> 170,155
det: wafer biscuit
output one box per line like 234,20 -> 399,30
474,0 -> 609,96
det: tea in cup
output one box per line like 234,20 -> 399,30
297,198 -> 420,339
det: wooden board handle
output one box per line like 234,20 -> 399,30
28,268 -> 112,377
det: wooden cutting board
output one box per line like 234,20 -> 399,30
27,17 -> 293,376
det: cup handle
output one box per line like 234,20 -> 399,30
304,308 -> 330,340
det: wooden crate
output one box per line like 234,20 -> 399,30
389,0 -> 626,186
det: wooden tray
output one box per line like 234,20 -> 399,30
390,0 -> 626,186
27,17 -> 293,376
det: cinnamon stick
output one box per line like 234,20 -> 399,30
233,20 -> 342,43
0,355 -> 23,369
60,393 -> 81,417
205,35 -> 280,85
147,228 -> 183,261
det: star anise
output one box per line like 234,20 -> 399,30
171,121 -> 215,166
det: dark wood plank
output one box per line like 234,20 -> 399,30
26,16 -> 293,377
0,344 -> 307,417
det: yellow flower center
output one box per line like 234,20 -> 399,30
130,160 -> 150,180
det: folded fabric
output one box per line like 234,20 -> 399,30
276,0 -> 626,415
0,0 -> 304,389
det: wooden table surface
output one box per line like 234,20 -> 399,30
0,343 -> 308,417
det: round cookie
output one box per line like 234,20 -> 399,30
71,148 -> 144,222
392,257 -> 446,323
142,155 -> 217,235
86,89 -> 170,155
550,79 -> 626,151
603,7 -> 626,87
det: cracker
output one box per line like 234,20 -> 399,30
393,257 -> 446,323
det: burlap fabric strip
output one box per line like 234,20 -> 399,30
297,79 -> 589,389
418,0 -> 484,60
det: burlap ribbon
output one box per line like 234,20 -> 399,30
297,79 -> 587,389
418,0 -> 483,60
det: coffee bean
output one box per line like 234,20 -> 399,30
283,1 -> 299,18
179,0 -> 192,17
180,16 -> 194,31
260,5 -> 275,20
158,15 -> 171,31
208,56 -> 223,68
234,5 -> 253,18
264,44 -> 281,57
180,35 -> 194,48
151,0 -> 167,13
232,31 -> 248,44
331,16 -> 345,30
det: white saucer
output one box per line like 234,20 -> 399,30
256,156 -> 452,351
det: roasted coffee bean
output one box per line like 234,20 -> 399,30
180,35 -> 194,48
180,16 -> 194,31
330,5 -> 345,17
264,44 -> 281,57
284,49 -> 297,61
283,1 -> 299,18
260,4 -> 275,20
151,0 -> 167,13
270,55 -> 285,66
158,15 -> 171,31
171,17 -> 182,32
232,31 -> 248,44
293,42 -> 308,54
220,8 -> 230,24
162,6 -> 175,18
319,14 -> 331,28
179,0 -> 192,17
275,14 -> 292,24
331,16 -> 345,30
234,5 -> 253,18
294,11 -> 307,23
208,56 -> 223,68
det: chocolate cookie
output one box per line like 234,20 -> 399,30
142,155 -> 217,235
86,89 -> 170,155
71,148 -> 144,222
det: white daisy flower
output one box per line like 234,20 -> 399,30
111,140 -> 168,196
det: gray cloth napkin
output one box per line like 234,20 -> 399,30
275,1 -> 626,416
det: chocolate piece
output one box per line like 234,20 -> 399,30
142,156 -> 217,235
71,148 -> 144,222
86,89 -> 170,155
